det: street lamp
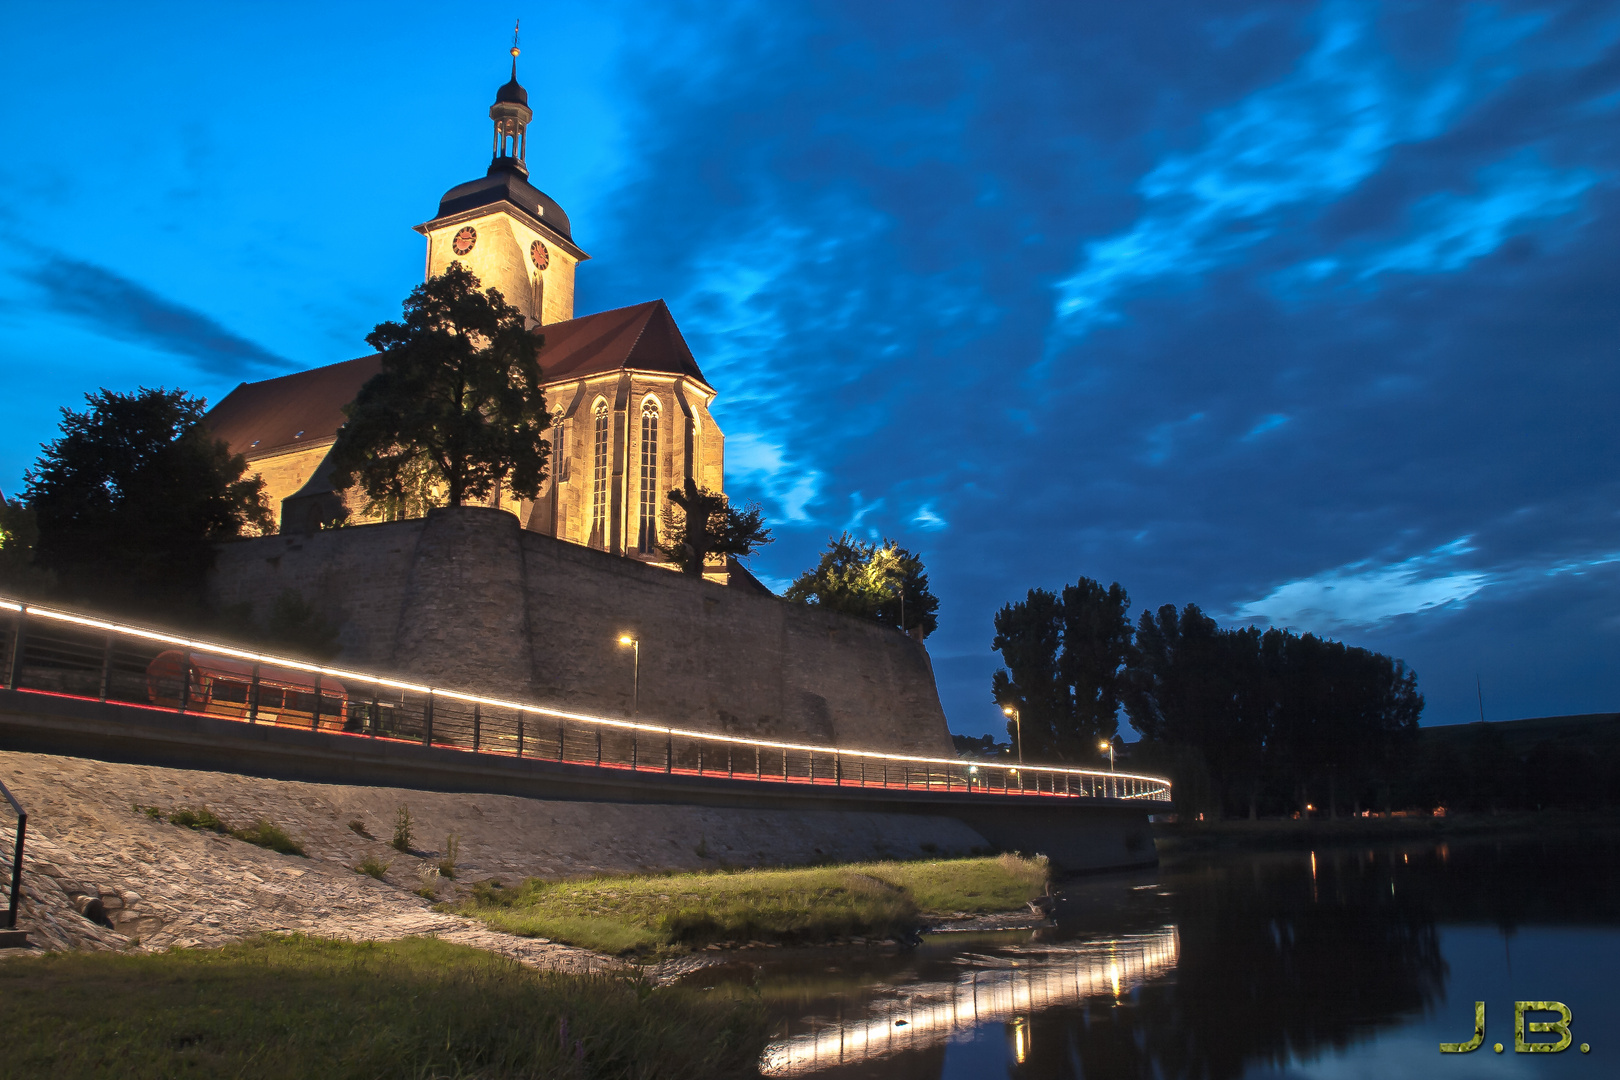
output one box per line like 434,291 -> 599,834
1099,738 -> 1114,772
1002,704 -> 1023,765
617,635 -> 639,717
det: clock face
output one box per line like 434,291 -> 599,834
530,240 -> 550,270
452,226 -> 477,256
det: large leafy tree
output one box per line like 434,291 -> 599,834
785,533 -> 939,636
990,577 -> 1131,761
328,263 -> 550,510
22,387 -> 270,609
658,479 -> 773,576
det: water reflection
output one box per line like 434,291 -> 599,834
742,838 -> 1620,1078
760,927 -> 1179,1075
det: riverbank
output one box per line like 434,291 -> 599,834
452,854 -> 1050,957
1152,809 -> 1620,853
0,934 -> 769,1080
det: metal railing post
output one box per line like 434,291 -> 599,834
665,732 -> 672,774
97,634 -> 114,702
5,605 -> 26,691
517,715 -> 525,757
248,663 -> 261,724
2,779 -> 25,932
422,691 -> 434,746
368,683 -> 379,737
472,702 -> 481,750
312,673 -> 322,731
557,720 -> 566,762
177,651 -> 192,714
595,728 -> 602,766
630,733 -> 637,771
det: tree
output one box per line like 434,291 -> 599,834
328,263 -> 550,510
22,387 -> 270,610
0,492 -> 53,597
658,479 -> 773,576
1123,604 -> 1269,816
1059,579 -> 1134,748
990,588 -> 1068,756
785,533 -> 939,636
990,577 -> 1132,762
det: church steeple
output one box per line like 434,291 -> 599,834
489,22 -> 531,176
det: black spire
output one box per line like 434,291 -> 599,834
489,21 -> 532,174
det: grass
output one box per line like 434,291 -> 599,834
0,935 -> 768,1080
142,804 -> 306,857
230,818 -> 306,856
391,804 -> 414,853
457,854 -> 1048,956
354,855 -> 391,880
166,806 -> 227,832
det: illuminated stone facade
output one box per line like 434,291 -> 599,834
205,52 -> 728,577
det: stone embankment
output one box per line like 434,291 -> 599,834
0,750 -> 985,960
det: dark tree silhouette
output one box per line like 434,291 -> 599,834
328,263 -> 549,511
22,387 -> 270,610
658,478 -> 772,576
991,577 -> 1131,762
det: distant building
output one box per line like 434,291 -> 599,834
204,46 -> 725,573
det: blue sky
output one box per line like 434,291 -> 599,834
3,1 -> 1617,738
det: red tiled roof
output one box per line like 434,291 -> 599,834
204,355 -> 383,460
535,299 -> 710,387
202,300 -> 709,460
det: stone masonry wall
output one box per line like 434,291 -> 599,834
208,507 -> 955,756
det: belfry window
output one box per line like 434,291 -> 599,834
638,400 -> 660,554
590,402 -> 609,548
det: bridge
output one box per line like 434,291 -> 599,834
0,596 -> 1170,873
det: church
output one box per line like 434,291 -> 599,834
204,44 -> 728,576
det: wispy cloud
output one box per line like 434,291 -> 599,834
724,431 -> 821,522
1234,538 -> 1488,631
17,255 -> 289,378
1049,2 -> 1596,341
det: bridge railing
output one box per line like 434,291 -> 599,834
0,597 -> 1172,803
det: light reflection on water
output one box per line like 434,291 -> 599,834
759,927 -> 1179,1074
735,838 -> 1620,1079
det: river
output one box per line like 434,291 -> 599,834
714,836 -> 1620,1078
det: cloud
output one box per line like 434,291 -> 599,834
1049,2 -> 1605,341
911,503 -> 947,531
723,431 -> 822,522
1234,537 -> 1489,631
16,255 -> 289,378
1352,153 -> 1597,279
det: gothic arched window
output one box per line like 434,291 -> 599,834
590,400 -> 609,548
638,398 -> 660,554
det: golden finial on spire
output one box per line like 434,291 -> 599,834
511,18 -> 521,58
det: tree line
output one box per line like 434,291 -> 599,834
990,578 -> 1424,819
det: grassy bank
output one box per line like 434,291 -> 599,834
1154,810 -> 1620,853
456,854 -> 1048,956
0,935 -> 767,1080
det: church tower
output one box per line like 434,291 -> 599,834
414,34 -> 588,327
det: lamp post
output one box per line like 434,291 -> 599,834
1099,738 -> 1115,772
617,635 -> 639,717
1002,705 -> 1023,766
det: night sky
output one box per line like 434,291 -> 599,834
3,2 -> 1616,739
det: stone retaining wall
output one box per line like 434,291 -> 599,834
209,507 -> 955,755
